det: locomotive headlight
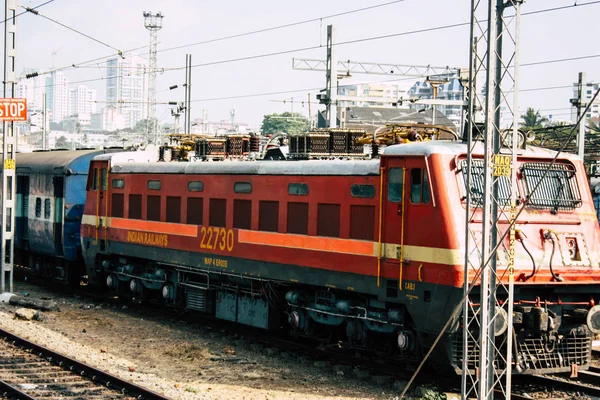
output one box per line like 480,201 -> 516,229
587,305 -> 600,334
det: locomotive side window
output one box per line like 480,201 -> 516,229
288,183 -> 309,196
350,205 -> 375,240
166,196 -> 181,223
388,168 -> 404,202
101,168 -> 107,190
112,179 -> 124,189
234,182 -> 252,194
147,196 -> 161,221
44,198 -> 51,219
259,201 -> 279,232
351,184 -> 375,198
186,198 -> 203,225
287,202 -> 308,234
112,194 -> 124,218
129,194 -> 142,219
410,169 -> 431,204
148,180 -> 161,190
35,198 -> 41,218
188,181 -> 204,192
91,169 -> 98,191
209,199 -> 227,227
317,204 -> 340,237
233,199 -> 252,229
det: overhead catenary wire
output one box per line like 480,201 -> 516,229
32,0 -> 600,79
34,0 -> 412,78
0,0 -> 54,25
23,6 -> 124,57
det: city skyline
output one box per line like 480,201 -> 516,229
8,0 -> 600,129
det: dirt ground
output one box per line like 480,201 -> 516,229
0,280 -> 421,400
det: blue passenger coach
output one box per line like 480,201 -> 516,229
15,149 -> 119,283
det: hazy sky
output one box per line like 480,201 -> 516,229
8,0 -> 600,128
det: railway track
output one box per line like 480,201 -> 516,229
9,278 -> 600,399
520,369 -> 600,400
0,326 -> 169,400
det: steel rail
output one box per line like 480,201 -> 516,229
0,378 -> 37,400
526,373 -> 600,398
0,326 -> 170,400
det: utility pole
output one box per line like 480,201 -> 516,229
325,25 -> 337,128
143,11 -> 163,145
575,72 -> 587,159
2,0 -> 18,294
42,93 -> 47,150
184,54 -> 192,135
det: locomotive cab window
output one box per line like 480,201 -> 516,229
388,168 -> 404,202
410,168 -> 430,204
112,179 -> 124,189
521,162 -> 582,211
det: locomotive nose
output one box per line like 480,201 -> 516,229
587,305 -> 600,334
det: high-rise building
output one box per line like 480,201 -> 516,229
17,68 -> 46,110
106,55 -> 148,129
571,81 -> 600,123
46,71 -> 69,123
68,85 -> 97,124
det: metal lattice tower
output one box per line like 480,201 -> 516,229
143,11 -> 163,144
461,0 -> 523,399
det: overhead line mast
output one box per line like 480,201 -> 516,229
462,0 -> 523,399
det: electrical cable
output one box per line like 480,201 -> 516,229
34,0 -> 411,77
34,0 -> 600,78
23,6 -> 123,56
159,0 -> 410,54
0,0 -> 54,25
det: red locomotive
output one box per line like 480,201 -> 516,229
81,128 -> 600,374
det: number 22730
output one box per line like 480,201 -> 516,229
200,226 -> 234,252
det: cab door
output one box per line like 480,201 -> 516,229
382,156 -> 433,286
88,160 -> 109,247
382,157 -> 406,263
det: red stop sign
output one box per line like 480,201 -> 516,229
0,98 -> 27,121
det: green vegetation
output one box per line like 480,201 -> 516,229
261,112 -> 309,135
520,107 -> 548,130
